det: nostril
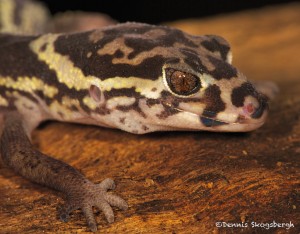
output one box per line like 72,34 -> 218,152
237,103 -> 255,123
243,103 -> 255,115
237,94 -> 269,122
237,100 -> 266,123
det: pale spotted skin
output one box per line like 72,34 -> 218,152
0,0 -> 271,232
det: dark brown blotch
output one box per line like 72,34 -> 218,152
114,49 -> 124,58
156,91 -> 180,119
208,56 -> 237,80
156,106 -> 180,119
146,98 -> 160,107
125,26 -> 198,59
181,49 -> 237,80
117,104 -> 146,118
104,87 -> 137,99
94,105 -> 111,115
231,82 -> 256,107
180,48 -> 208,74
104,88 -> 146,117
202,84 -> 225,118
201,37 -> 230,61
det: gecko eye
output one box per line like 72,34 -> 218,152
165,68 -> 201,96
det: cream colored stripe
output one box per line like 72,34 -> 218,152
0,76 -> 58,98
30,34 -> 164,99
30,34 -> 97,90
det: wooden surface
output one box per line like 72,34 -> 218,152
1,3 -> 300,233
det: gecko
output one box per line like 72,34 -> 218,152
0,0 -> 275,232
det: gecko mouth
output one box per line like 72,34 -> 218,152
160,101 -> 267,131
198,113 -> 267,132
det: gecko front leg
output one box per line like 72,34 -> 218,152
0,112 -> 128,232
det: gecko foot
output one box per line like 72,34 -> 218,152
59,178 -> 128,232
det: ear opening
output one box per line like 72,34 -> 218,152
89,84 -> 101,102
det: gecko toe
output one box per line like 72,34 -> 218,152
98,178 -> 116,190
96,201 -> 115,223
104,194 -> 128,210
82,205 -> 98,232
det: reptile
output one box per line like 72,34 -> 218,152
0,0 -> 277,232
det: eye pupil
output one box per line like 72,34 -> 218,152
165,68 -> 201,95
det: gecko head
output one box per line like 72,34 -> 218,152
152,33 -> 269,132
83,23 -> 269,133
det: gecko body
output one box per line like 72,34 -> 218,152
0,23 -> 268,134
0,0 -> 271,232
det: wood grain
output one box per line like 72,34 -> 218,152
0,3 -> 299,233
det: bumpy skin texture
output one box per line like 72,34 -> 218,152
0,0 -> 274,232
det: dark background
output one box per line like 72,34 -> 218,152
40,0 -> 296,24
